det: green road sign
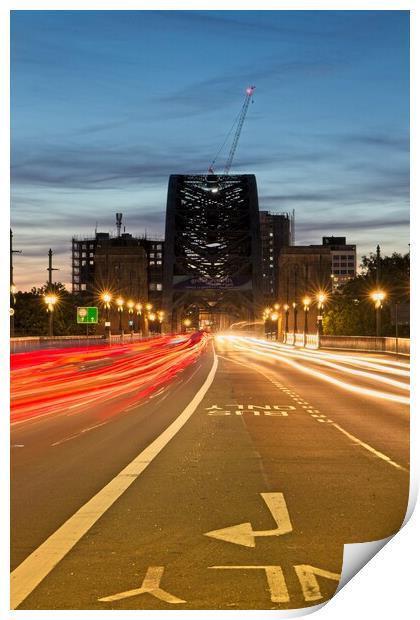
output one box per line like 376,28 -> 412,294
77,307 -> 98,324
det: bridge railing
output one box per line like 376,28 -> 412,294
281,333 -> 410,355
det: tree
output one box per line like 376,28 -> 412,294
323,252 -> 409,337
13,282 -> 97,336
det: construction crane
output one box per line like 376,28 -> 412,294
208,85 -> 255,175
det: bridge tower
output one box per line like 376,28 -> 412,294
163,174 -> 262,332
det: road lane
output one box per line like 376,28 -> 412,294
217,337 -> 409,471
12,338 -> 409,610
11,342 -> 215,571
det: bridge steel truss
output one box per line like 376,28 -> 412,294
163,174 -> 263,332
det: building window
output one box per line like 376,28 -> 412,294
156,283 -> 162,291
150,260 -> 155,266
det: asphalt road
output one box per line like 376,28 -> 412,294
10,335 -> 410,610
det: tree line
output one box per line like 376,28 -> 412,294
323,252 -> 410,337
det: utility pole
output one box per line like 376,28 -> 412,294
10,229 -> 22,337
47,249 -> 59,287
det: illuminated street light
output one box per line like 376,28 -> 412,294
135,302 -> 143,335
44,294 -> 57,337
302,297 -> 310,346
183,318 -> 192,330
146,302 -> 153,311
270,312 -> 279,322
101,292 -> 112,338
371,290 -> 386,336
127,300 -> 135,334
283,304 -> 290,337
316,292 -> 327,337
292,302 -> 298,344
116,297 -> 124,335
273,303 -> 280,311
149,312 -> 156,322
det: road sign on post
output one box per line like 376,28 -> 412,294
77,307 -> 98,324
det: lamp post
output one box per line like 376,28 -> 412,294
158,310 -> 164,334
145,303 -> 152,336
183,318 -> 191,333
283,304 -> 290,342
371,290 -> 386,337
135,303 -> 142,335
116,297 -> 124,335
270,311 -> 279,340
10,284 -> 16,337
101,292 -> 112,339
44,294 -> 57,337
292,302 -> 297,345
303,296 -> 310,346
316,292 -> 326,338
127,300 -> 134,335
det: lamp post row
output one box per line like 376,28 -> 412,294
42,291 -> 163,338
263,292 -> 327,344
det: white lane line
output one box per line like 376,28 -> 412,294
10,351 -> 218,610
220,354 -> 409,474
332,422 -> 409,472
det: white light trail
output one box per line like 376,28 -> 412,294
217,336 -> 409,406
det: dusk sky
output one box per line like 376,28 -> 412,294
11,9 -> 409,291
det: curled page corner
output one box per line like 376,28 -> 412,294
337,535 -> 393,593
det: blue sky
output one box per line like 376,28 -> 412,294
11,9 -> 409,290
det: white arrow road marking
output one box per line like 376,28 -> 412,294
210,566 -> 290,603
294,564 -> 341,602
205,492 -> 292,548
98,566 -> 186,604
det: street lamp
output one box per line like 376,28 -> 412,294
371,290 -> 386,337
303,296 -> 310,346
116,297 -> 124,335
292,302 -> 298,344
158,310 -> 164,334
101,292 -> 112,339
44,294 -> 57,337
135,303 -> 142,335
10,283 -> 17,337
127,300 -> 134,334
283,304 -> 290,339
316,292 -> 327,337
183,318 -> 192,332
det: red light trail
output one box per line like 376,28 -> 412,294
11,333 -> 209,424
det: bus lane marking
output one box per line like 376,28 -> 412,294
98,566 -> 185,604
209,566 -> 290,603
205,492 -> 292,548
